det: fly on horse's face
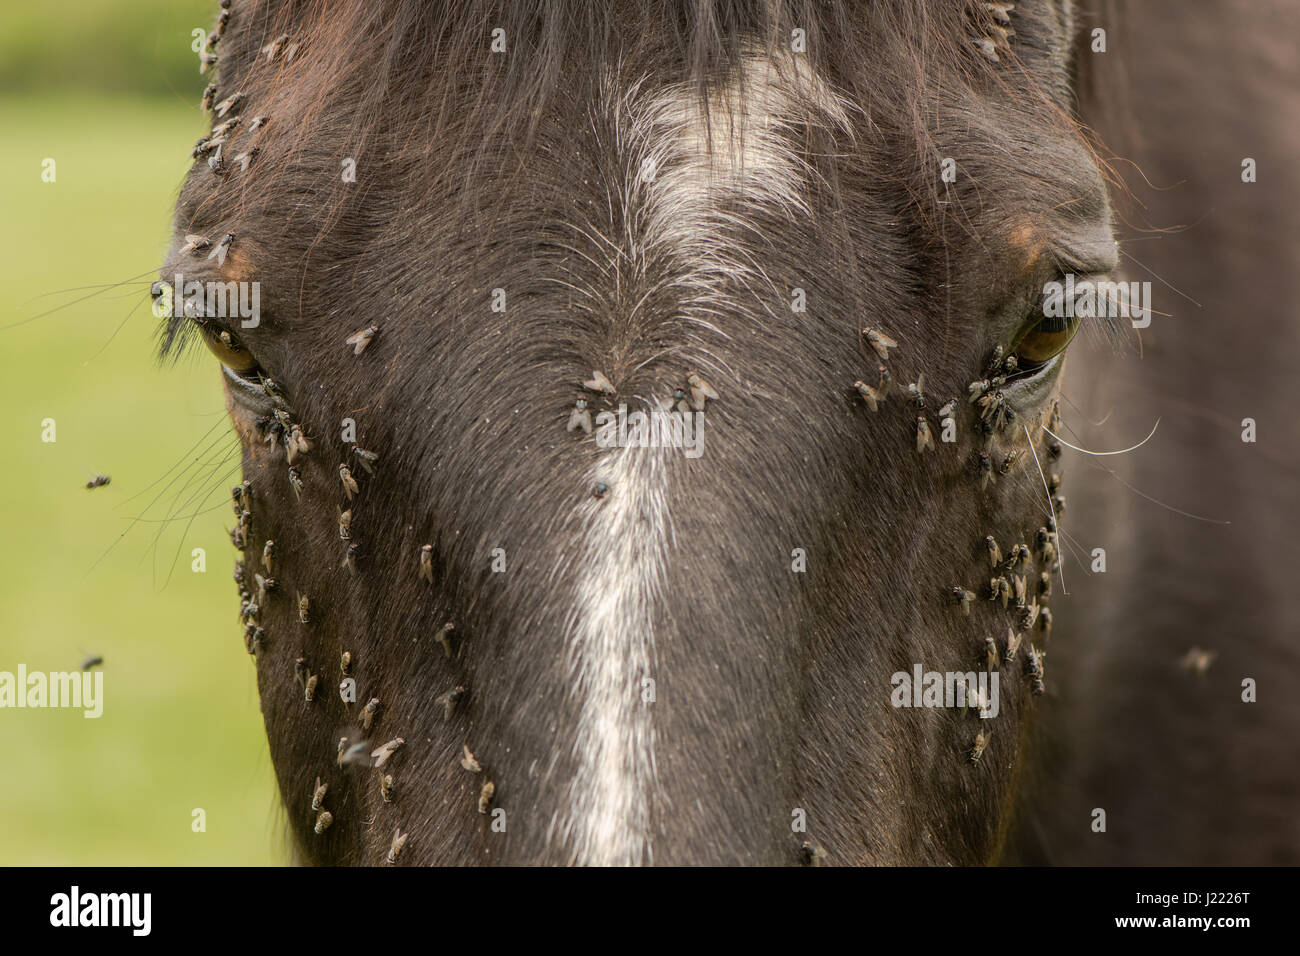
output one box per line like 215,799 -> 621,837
159,0 -> 1121,864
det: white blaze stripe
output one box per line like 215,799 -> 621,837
554,55 -> 844,864
560,449 -> 670,865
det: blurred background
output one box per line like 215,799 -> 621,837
0,0 -> 281,864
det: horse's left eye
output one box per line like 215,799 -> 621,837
1013,311 -> 1080,366
198,323 -> 260,375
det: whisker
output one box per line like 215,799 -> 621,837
1023,424 -> 1067,596
158,460 -> 243,590
1043,418 -> 1159,456
1080,459 -> 1232,526
21,275 -> 156,304
1119,248 -> 1201,308
1055,408 -> 1230,526
5,269 -> 160,330
84,295 -> 149,365
114,419 -> 230,509
124,499 -> 238,523
146,443 -> 240,564
89,423 -> 235,575
147,449 -> 241,587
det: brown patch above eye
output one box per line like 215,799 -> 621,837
1005,221 -> 1045,276
215,244 -> 256,280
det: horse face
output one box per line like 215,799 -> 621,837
160,0 -> 1116,864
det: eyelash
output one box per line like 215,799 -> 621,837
1004,271 -> 1101,373
153,285 -> 262,378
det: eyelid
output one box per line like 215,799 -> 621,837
1051,226 -> 1119,276
221,363 -> 276,415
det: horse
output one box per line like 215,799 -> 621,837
1012,0 -> 1300,865
156,0 -> 1300,864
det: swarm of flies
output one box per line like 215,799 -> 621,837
801,842 -> 827,866
1004,627 -> 1022,664
178,234 -> 212,257
337,737 -> 372,769
907,373 -> 926,409
207,232 -> 235,265
983,635 -> 999,672
213,91 -> 242,118
1024,644 -> 1046,696
254,572 -> 275,606
915,416 -> 935,454
284,424 -> 310,464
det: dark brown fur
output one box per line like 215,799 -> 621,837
157,0 -> 1296,864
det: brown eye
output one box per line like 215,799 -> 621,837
1013,312 -> 1080,366
199,324 -> 260,374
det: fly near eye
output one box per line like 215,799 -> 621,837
199,324 -> 260,373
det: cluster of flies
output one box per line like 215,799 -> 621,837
852,319 -> 1066,766
854,328 -> 939,453
567,368 -> 719,500
958,357 -> 1065,764
972,2 -> 1016,63
194,2 -> 302,175
195,0 -> 497,860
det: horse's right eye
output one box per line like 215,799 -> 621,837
1013,311 -> 1081,367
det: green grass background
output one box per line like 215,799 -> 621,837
0,1 -> 283,864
